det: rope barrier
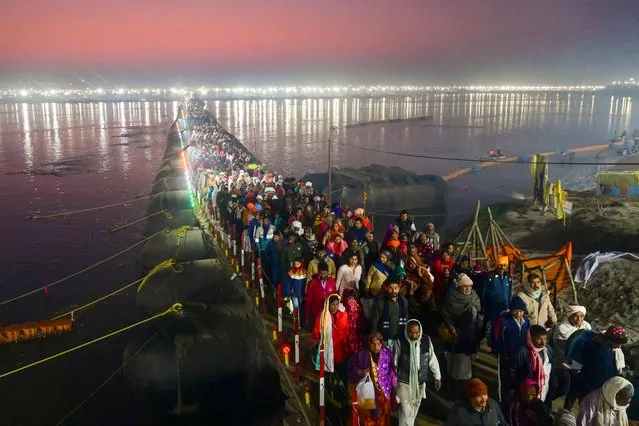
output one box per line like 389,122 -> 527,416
0,303 -> 182,380
51,277 -> 144,320
28,194 -> 153,219
332,140 -> 636,166
0,229 -> 166,307
137,259 -> 184,294
55,332 -> 158,425
107,210 -> 171,233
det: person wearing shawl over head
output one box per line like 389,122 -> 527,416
342,287 -> 366,354
577,376 -> 634,426
395,319 -> 441,426
404,254 -> 434,298
440,273 -> 482,394
312,294 -> 351,413
510,325 -> 554,406
348,332 -> 398,426
552,305 -> 591,410
506,378 -> 554,426
365,250 -> 394,298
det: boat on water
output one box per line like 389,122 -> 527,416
478,148 -> 507,161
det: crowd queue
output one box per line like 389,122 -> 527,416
184,105 -> 639,426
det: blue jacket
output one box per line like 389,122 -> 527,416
346,227 -> 367,244
579,338 -> 620,396
492,312 -> 530,358
265,241 -> 284,286
482,272 -> 512,321
283,269 -> 307,299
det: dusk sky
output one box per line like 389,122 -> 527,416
1,0 -> 638,86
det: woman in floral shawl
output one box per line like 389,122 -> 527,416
342,288 -> 366,354
348,332 -> 398,426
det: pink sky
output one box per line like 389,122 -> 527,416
1,0 -> 637,83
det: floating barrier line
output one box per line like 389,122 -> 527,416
0,229 -> 166,307
0,304 -> 182,380
29,194 -> 153,219
332,140 -> 635,166
107,210 -> 171,233
367,212 -> 448,218
51,277 -> 145,320
55,332 -> 158,425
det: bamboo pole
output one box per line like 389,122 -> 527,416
460,200 -> 481,259
564,256 -> 579,305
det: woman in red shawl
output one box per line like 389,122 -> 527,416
323,219 -> 345,246
342,288 -> 366,354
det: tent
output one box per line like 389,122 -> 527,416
519,242 -> 578,304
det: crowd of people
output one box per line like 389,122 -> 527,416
183,100 -> 639,426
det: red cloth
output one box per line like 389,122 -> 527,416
305,275 -> 337,322
431,257 -> 454,302
312,310 -> 351,363
327,240 -> 349,257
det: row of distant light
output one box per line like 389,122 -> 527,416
611,78 -> 638,86
0,84 -> 613,99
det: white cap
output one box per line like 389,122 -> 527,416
291,220 -> 304,236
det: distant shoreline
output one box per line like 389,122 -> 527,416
1,87 -> 638,104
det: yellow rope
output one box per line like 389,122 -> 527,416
0,304 -> 182,380
137,259 -> 184,293
107,210 -> 171,233
29,194 -> 153,219
51,277 -> 145,320
55,332 -> 158,425
0,229 -> 166,307
174,225 -> 192,248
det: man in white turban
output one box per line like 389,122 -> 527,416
552,305 -> 591,410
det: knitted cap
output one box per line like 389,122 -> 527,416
509,296 -> 527,313
456,273 -> 473,288
465,378 -> 488,398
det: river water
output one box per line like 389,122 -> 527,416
0,93 -> 635,425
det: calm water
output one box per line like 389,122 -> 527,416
0,93 -> 636,424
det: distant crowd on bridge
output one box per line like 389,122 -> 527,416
181,98 -> 639,426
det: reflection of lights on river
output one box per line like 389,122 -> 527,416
21,103 -> 33,167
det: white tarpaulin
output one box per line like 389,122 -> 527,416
574,251 -> 639,287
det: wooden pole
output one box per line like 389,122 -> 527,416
564,256 -> 579,305
459,200 -> 481,257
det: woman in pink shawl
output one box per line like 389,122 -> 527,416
348,332 -> 398,426
342,288 -> 365,354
